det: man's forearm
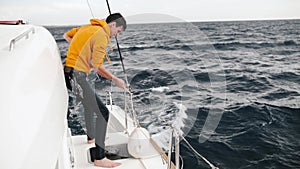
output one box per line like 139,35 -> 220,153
96,66 -> 126,89
96,66 -> 115,80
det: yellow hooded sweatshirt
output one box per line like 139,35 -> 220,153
65,19 -> 111,73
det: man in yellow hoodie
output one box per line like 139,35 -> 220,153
63,13 -> 126,168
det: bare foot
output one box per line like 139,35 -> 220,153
87,139 -> 95,144
94,158 -> 121,168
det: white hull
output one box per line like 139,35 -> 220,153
0,23 -> 68,169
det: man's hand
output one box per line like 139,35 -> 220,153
96,66 -> 128,90
112,77 -> 126,89
63,33 -> 72,43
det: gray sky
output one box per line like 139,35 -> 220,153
0,0 -> 299,25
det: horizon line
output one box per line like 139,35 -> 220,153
40,17 -> 299,27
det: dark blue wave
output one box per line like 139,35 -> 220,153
270,72 -> 300,84
183,102 -> 300,169
212,41 -> 298,50
55,38 -> 66,43
120,44 -> 193,51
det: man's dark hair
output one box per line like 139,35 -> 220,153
106,13 -> 127,31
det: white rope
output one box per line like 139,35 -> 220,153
179,155 -> 184,169
128,91 -> 139,127
181,136 -> 219,169
124,90 -> 129,134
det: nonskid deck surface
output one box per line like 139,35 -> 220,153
71,135 -> 168,169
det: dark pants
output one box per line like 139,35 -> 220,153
64,66 -> 73,91
65,68 -> 109,160
64,66 -> 73,117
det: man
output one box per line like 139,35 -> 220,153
63,13 -> 127,168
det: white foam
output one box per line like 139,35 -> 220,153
150,86 -> 170,92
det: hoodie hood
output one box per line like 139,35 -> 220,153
90,19 -> 107,27
89,18 -> 110,36
89,18 -> 112,64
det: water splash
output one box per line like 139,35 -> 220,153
171,102 -> 188,136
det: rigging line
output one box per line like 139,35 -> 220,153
86,0 -> 95,18
105,0 -> 130,89
181,136 -> 219,169
105,0 -> 112,15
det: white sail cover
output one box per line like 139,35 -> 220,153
128,127 -> 160,158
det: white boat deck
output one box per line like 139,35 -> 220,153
72,104 -> 170,169
72,135 -> 168,169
